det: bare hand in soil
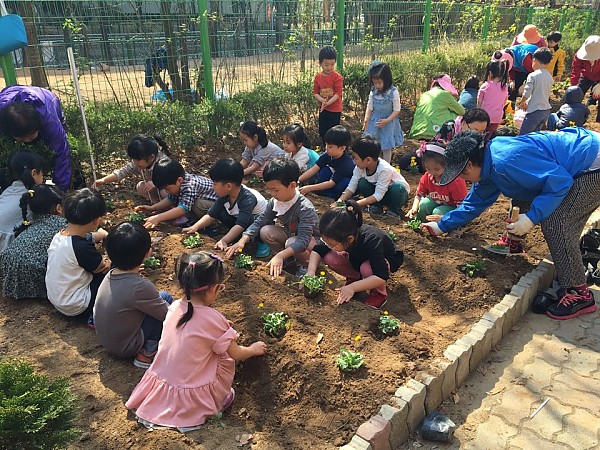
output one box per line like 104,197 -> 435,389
225,242 -> 244,259
135,205 -> 152,214
425,214 -> 443,223
214,239 -> 227,251
407,208 -> 417,219
268,255 -> 284,277
182,225 -> 199,234
144,216 -> 161,229
249,341 -> 267,356
336,285 -> 355,304
91,179 -> 104,189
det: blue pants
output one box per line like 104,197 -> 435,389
316,166 -> 351,199
547,112 -> 559,131
519,109 -> 551,135
141,291 -> 173,342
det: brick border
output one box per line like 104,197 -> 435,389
339,210 -> 600,450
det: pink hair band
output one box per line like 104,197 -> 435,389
425,144 -> 446,155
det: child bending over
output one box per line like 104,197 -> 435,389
239,121 -> 285,177
282,124 -> 319,173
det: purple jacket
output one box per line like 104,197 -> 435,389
0,85 -> 71,188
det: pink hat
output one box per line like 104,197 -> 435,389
516,25 -> 542,44
491,51 -> 514,72
431,74 -> 458,96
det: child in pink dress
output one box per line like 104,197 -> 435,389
125,251 -> 267,431
478,54 -> 510,134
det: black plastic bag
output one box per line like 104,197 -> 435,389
421,411 -> 456,442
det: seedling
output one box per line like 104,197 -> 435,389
126,212 -> 146,223
406,219 -> 422,231
183,232 -> 203,249
234,253 -> 254,269
387,230 -> 399,242
336,347 -> 365,372
335,200 -> 346,207
461,259 -> 486,278
488,243 -> 507,250
261,312 -> 291,338
301,275 -> 326,298
143,256 -> 161,270
408,156 -> 420,173
378,315 -> 400,336
105,199 -> 115,212
248,176 -> 262,186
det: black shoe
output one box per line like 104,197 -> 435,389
546,288 -> 596,320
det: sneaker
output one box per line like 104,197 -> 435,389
255,242 -> 271,258
546,287 -> 597,320
362,291 -> 388,309
221,388 -> 235,412
134,340 -> 159,369
485,235 -> 525,255
87,315 -> 95,331
366,205 -> 384,216
295,266 -> 308,278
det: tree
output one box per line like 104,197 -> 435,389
18,1 -> 49,88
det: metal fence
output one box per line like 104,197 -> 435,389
1,0 -> 599,107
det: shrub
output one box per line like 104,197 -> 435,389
0,358 -> 79,450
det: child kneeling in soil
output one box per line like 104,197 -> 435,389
225,158 -> 320,277
94,222 -> 173,369
46,188 -> 110,328
0,184 -> 66,300
335,135 -> 410,218
239,121 -> 285,177
92,135 -> 170,204
126,251 -> 266,432
307,200 -> 404,309
135,157 -> 218,229
183,159 -> 269,256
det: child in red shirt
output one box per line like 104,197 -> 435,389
313,46 -> 343,143
407,140 -> 468,222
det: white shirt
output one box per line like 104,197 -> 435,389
346,159 -> 410,201
0,181 -> 29,253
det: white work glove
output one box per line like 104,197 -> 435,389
421,222 -> 443,236
505,213 -> 534,236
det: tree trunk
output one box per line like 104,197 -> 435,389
160,1 -> 183,102
18,1 -> 49,88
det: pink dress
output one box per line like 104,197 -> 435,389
478,81 -> 509,124
125,300 -> 236,428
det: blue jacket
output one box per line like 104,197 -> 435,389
509,44 -> 538,72
458,88 -> 478,110
439,128 -> 600,233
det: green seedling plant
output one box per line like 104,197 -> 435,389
489,243 -> 507,250
248,176 -> 262,186
461,259 -> 486,278
301,275 -> 326,294
335,200 -> 346,207
143,256 -> 161,270
406,219 -> 422,231
261,312 -> 291,338
125,212 -> 146,223
234,253 -> 254,269
183,232 -> 203,249
337,347 -> 365,372
105,199 -> 115,212
378,315 -> 400,335
387,230 -> 399,242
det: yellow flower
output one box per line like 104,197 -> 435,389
569,121 -> 575,126
258,302 -> 264,308
383,311 -> 389,315
238,247 -> 243,253
320,271 -> 326,276
328,280 -> 333,284
354,335 -> 361,341
126,199 -> 132,205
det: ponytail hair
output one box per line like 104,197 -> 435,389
14,184 -> 64,236
240,121 -> 269,148
9,151 -> 44,189
127,134 -> 171,161
283,124 -> 311,148
486,58 -> 510,89
175,251 -> 225,328
319,199 -> 363,243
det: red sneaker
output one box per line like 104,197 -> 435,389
363,291 -> 387,309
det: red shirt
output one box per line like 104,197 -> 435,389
570,56 -> 600,85
416,173 -> 468,207
313,71 -> 343,113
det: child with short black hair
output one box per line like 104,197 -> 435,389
547,31 -> 566,81
282,124 -> 319,173
313,46 -> 344,142
46,188 -> 110,327
226,158 -> 319,277
183,159 -> 268,254
307,200 -> 404,308
94,222 -> 173,368
336,136 -> 410,218
298,125 -> 355,199
547,86 -> 590,130
92,135 -> 171,203
459,76 -> 480,110
239,121 -> 285,177
136,157 -> 217,229
519,47 -> 554,135
0,184 -> 66,300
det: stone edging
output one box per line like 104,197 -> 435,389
339,210 -> 600,450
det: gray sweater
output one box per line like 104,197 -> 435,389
522,68 -> 553,113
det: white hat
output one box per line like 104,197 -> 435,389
576,35 -> 600,61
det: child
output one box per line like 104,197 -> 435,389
226,158 -> 319,277
547,86 -> 590,130
45,188 -> 110,327
298,125 -> 355,199
94,222 -> 172,368
546,31 -> 566,82
182,159 -> 269,255
239,121 -> 285,177
336,135 -> 410,219
282,124 -> 319,173
307,200 -> 404,309
92,135 -> 170,204
407,140 -> 468,223
135,157 -> 218,229
519,47 -> 553,135
126,251 -> 267,431
0,151 -> 44,252
0,184 -> 65,300
458,76 -> 480,110
313,46 -> 344,142
478,56 -> 510,134
363,62 -> 404,163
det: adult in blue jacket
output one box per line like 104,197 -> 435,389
423,128 -> 600,320
0,85 -> 72,189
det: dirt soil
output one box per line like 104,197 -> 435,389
1,102 -> 598,449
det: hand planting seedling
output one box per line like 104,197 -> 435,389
378,314 -> 400,336
406,219 -> 422,231
183,232 -> 203,249
301,275 -> 326,298
461,259 -> 486,278
335,200 -> 346,207
234,253 -> 254,269
336,347 -> 365,372
387,230 -> 399,242
261,312 -> 291,338
126,211 -> 147,223
143,256 -> 161,270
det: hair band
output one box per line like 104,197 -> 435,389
192,284 -> 211,292
210,253 -> 224,263
188,261 -> 196,268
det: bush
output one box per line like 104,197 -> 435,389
0,358 -> 79,450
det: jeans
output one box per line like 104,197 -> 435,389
519,109 -> 551,135
316,166 -> 351,199
577,76 -> 600,122
141,291 -> 173,342
547,112 -> 559,131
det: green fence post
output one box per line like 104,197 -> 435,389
526,6 -> 533,23
335,0 -> 344,72
482,5 -> 491,43
422,0 -> 432,54
0,54 -> 17,86
197,0 -> 215,135
559,7 -> 567,33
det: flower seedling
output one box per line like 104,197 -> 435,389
408,156 -> 420,173
406,219 -> 422,231
378,315 -> 400,336
234,253 -> 254,269
126,212 -> 146,223
143,256 -> 161,270
387,230 -> 399,242
105,199 -> 115,212
261,312 -> 291,338
248,176 -> 262,186
461,259 -> 486,278
335,200 -> 346,207
301,275 -> 326,298
183,232 -> 203,249
336,347 -> 365,372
